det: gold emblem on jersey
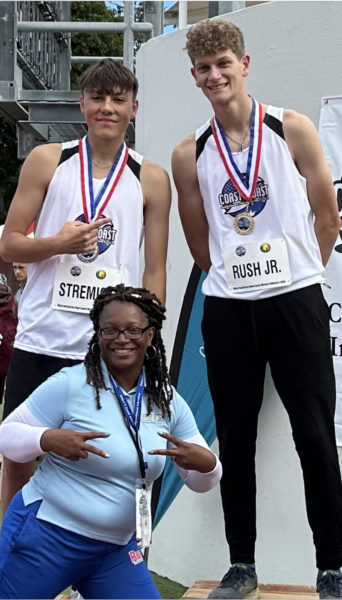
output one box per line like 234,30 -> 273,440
260,243 -> 271,252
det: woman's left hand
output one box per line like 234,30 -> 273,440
148,431 -> 216,473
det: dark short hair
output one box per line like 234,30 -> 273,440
79,59 -> 138,100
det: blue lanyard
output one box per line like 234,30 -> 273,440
109,371 -> 147,479
216,97 -> 256,188
109,371 -> 145,434
85,135 -> 124,220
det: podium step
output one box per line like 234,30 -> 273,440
182,581 -> 318,599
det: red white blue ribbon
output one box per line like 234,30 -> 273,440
211,98 -> 263,202
78,135 -> 128,223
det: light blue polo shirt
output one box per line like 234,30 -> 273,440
22,362 -> 198,545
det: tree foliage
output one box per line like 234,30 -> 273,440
70,1 -> 144,88
70,1 -> 123,89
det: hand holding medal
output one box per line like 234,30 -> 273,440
56,217 -> 112,255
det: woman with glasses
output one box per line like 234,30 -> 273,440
0,284 -> 221,600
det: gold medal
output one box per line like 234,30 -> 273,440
233,212 -> 255,235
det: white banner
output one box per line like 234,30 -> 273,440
319,96 -> 342,445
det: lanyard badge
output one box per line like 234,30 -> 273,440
135,482 -> 152,551
110,372 -> 152,550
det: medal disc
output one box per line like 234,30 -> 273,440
233,212 -> 255,235
77,247 -> 99,263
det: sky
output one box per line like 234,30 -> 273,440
107,2 -> 177,12
106,1 -> 179,32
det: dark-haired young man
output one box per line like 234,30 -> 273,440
1,59 -> 171,514
13,263 -> 28,304
173,18 -> 342,599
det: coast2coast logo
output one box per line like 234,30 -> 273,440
218,176 -> 269,233
75,213 -> 117,263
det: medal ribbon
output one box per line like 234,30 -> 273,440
109,371 -> 147,479
211,98 -> 263,202
79,134 -> 128,223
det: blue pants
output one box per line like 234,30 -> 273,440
0,492 -> 160,599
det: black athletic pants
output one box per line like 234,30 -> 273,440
202,284 -> 342,569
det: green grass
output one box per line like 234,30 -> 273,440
152,571 -> 187,599
61,572 -> 187,598
60,572 -> 187,598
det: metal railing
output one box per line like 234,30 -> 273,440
16,1 -> 153,75
17,1 -> 70,90
0,1 -> 156,156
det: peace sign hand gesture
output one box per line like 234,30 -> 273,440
148,431 -> 216,473
40,428 -> 110,461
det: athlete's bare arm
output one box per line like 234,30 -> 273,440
141,159 -> 171,305
284,110 -> 340,266
1,144 -> 111,263
173,135 -> 211,273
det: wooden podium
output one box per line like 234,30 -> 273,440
182,581 -> 318,599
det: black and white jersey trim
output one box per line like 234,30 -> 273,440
264,113 -> 285,140
57,144 -> 141,181
58,145 -> 79,167
127,154 -> 141,180
196,125 -> 212,162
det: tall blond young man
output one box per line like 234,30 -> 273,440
173,19 -> 342,600
1,59 -> 171,515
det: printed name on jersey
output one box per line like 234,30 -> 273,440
58,283 -> 105,301
75,213 -> 117,263
218,176 -> 269,220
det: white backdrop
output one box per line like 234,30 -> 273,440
319,96 -> 342,445
136,0 -> 342,588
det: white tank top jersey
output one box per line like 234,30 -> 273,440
196,104 -> 324,300
16,140 -> 144,359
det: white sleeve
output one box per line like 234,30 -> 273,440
0,403 -> 50,463
169,432 -> 222,493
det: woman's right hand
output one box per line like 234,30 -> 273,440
40,429 -> 110,461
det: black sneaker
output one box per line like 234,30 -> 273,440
317,569 -> 342,599
208,563 -> 259,599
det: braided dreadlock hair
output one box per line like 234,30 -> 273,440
84,284 -> 172,417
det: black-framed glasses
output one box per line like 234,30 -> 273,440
100,325 -> 152,340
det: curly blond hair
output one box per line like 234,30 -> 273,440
186,19 -> 245,64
